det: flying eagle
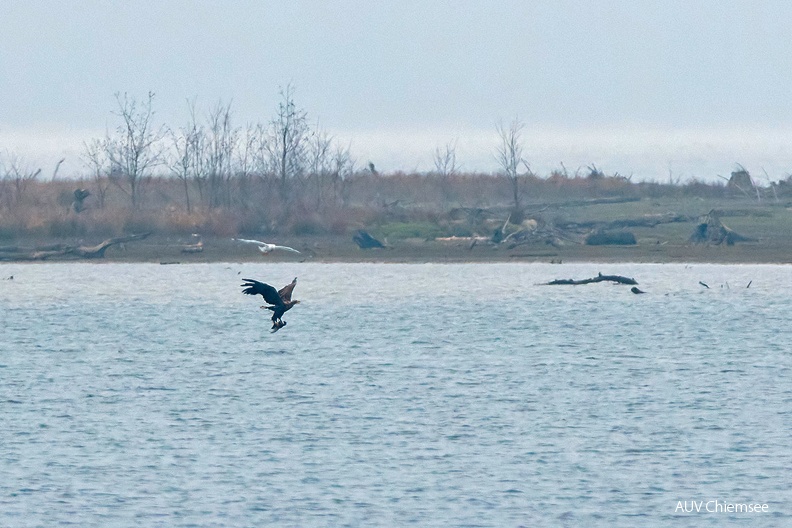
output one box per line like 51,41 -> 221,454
241,277 -> 300,332
232,238 -> 300,255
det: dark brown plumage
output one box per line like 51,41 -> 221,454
241,277 -> 299,332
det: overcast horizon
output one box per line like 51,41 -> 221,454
2,1 -> 792,181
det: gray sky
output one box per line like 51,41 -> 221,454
2,0 -> 792,179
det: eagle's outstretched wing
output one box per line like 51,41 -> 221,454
278,277 -> 298,302
241,279 -> 284,306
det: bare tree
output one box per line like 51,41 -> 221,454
166,99 -> 212,213
1,153 -> 40,207
433,140 -> 459,207
332,143 -> 355,207
234,122 -> 259,209
495,118 -> 526,211
205,100 -> 237,207
308,128 -> 333,209
0,156 -> 6,209
263,84 -> 311,201
168,128 -> 194,213
106,92 -> 165,208
81,138 -> 111,209
188,104 -> 208,207
252,122 -> 271,180
51,158 -> 65,181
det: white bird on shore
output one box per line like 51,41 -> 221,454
232,238 -> 301,255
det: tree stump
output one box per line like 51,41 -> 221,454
689,210 -> 754,245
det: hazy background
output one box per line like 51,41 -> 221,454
1,0 -> 791,180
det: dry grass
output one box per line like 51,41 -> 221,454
0,169 -> 782,243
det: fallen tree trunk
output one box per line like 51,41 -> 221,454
0,243 -> 69,253
71,232 -> 151,258
525,196 -> 642,210
0,233 -> 151,261
558,213 -> 692,232
545,272 -> 638,286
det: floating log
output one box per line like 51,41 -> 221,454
545,272 -> 638,286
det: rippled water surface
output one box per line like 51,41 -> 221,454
1,262 -> 790,527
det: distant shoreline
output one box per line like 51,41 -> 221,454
1,234 -> 790,265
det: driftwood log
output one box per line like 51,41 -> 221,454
545,272 -> 638,286
181,234 -> 204,253
0,232 -> 151,261
557,213 -> 692,232
181,243 -> 204,254
524,196 -> 642,210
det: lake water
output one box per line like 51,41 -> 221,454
1,262 -> 790,527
